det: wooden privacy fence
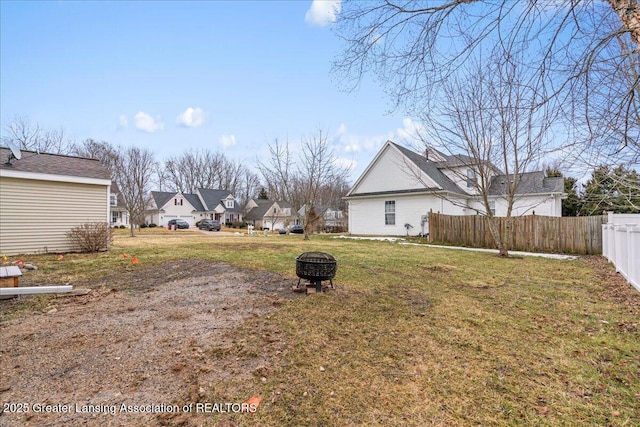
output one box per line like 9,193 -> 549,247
428,213 -> 606,255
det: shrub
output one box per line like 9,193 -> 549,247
119,225 -> 126,229
148,223 -> 157,228
225,222 -> 233,228
140,223 -> 148,228
66,222 -> 112,253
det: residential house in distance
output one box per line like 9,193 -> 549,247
0,147 -> 111,255
322,208 -> 347,232
145,188 -> 242,227
109,182 -> 130,227
244,199 -> 295,230
345,141 -> 565,236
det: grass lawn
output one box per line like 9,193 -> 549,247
3,233 -> 639,426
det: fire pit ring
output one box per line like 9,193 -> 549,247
295,252 -> 337,292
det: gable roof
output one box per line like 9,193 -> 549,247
244,199 -> 293,221
0,147 -> 110,181
184,193 -> 206,211
390,142 -> 468,194
348,141 -> 562,199
488,172 -> 564,196
244,200 -> 275,221
151,191 -> 206,211
196,188 -> 237,211
151,191 -> 175,210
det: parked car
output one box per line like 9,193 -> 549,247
167,219 -> 189,229
288,224 -> 304,234
198,219 -> 221,231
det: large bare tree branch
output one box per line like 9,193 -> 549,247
333,0 -> 640,163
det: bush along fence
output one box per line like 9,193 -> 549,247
428,212 -> 606,255
602,213 -> 640,292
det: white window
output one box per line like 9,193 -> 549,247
488,201 -> 496,216
466,168 -> 477,188
385,201 -> 396,225
111,211 -> 119,223
110,194 -> 117,206
226,200 -> 234,209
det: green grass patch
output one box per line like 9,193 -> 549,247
2,234 -> 638,426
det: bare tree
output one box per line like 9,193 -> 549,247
161,148 -> 256,202
412,50 -> 558,256
113,146 -> 157,237
332,0 -> 640,163
236,167 -> 262,209
2,115 -> 73,154
257,130 -> 351,239
69,139 -> 119,179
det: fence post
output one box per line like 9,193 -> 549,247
625,225 -> 638,290
628,225 -> 640,292
614,225 -> 627,275
602,223 -> 613,261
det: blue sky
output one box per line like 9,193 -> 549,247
0,0 -> 421,182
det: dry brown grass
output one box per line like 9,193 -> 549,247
2,234 -> 638,426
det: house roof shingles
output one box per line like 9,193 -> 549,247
184,193 -> 205,211
244,200 -> 292,221
350,142 -> 563,199
244,200 -> 274,221
488,172 -> 564,196
0,147 -> 110,180
151,191 -> 176,210
390,142 -> 468,194
197,188 -> 237,212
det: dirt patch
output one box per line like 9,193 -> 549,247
586,255 -> 640,308
0,259 -> 301,426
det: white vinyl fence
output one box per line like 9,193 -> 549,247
602,213 -> 640,292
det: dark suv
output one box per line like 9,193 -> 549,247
167,219 -> 189,229
198,219 -> 221,231
288,224 -> 304,234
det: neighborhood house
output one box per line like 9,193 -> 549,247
146,188 -> 242,227
244,199 -> 295,230
345,141 -> 565,236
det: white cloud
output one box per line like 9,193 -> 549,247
134,111 -> 164,133
396,117 -> 425,143
118,114 -> 128,128
337,128 -> 391,154
176,107 -> 207,128
305,0 -> 341,27
333,156 -> 357,171
218,134 -> 236,148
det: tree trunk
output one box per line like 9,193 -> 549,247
608,0 -> 640,45
487,217 -> 509,257
129,223 -> 135,237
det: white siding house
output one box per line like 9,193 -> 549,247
0,148 -> 111,255
345,141 -> 565,236
244,199 -> 294,230
146,188 -> 242,227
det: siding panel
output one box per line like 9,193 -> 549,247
0,177 -> 109,255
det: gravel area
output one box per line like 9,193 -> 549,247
0,259 -> 300,426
